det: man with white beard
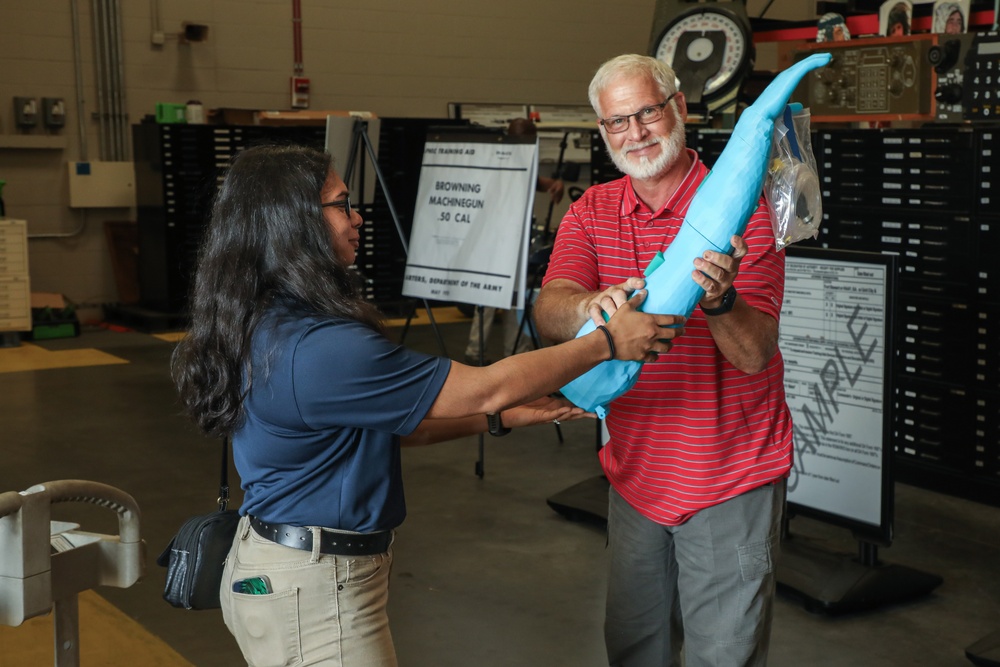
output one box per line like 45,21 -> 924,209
534,54 -> 793,667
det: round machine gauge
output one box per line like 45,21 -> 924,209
651,3 -> 753,113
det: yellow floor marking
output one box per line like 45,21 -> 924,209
0,306 -> 469,373
385,306 -> 470,328
153,332 -> 186,343
0,343 -> 128,374
0,590 -> 194,667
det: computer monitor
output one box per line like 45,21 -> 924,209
780,246 -> 897,546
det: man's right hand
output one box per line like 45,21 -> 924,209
587,277 -> 648,327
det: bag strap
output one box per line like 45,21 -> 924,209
217,437 -> 230,512
782,105 -> 803,162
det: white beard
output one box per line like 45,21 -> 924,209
607,109 -> 686,181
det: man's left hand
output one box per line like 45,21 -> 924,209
693,235 -> 747,310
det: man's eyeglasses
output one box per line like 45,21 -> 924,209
599,93 -> 677,135
322,196 -> 353,217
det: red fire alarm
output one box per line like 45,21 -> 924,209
291,76 -> 310,109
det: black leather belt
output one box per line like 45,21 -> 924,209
249,516 -> 391,556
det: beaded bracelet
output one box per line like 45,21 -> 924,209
596,325 -> 616,361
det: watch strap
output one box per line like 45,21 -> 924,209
702,285 -> 737,316
487,412 -> 511,437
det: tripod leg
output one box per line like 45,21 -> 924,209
397,302 -> 417,345
421,300 -> 449,356
524,303 -> 543,350
510,304 -> 532,353
356,124 -> 450,357
514,259 -> 547,353
475,304 -> 486,478
477,305 -> 486,365
509,301 -> 543,353
476,435 -> 485,479
362,129 -> 408,255
541,131 -> 571,241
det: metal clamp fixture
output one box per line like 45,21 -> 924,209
0,480 -> 145,666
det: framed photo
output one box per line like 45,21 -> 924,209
932,0 -> 969,34
817,13 -> 850,42
879,0 -> 913,36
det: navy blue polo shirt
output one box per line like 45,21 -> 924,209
235,310 -> 451,532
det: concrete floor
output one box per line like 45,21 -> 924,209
2,315 -> 999,666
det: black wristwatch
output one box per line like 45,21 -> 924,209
702,286 -> 738,316
486,412 -> 511,437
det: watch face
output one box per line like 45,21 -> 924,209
723,285 -> 737,308
654,8 -> 750,100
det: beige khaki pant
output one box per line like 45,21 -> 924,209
220,516 -> 396,667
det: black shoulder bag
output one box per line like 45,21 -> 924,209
157,437 -> 241,610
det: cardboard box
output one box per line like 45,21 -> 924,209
211,108 -> 258,125
31,292 -> 67,309
30,292 -> 79,340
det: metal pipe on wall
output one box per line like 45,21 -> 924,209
104,0 -> 114,157
112,0 -> 129,160
70,0 -> 89,162
293,0 -> 303,75
93,0 -> 108,160
89,0 -> 129,161
150,0 -> 162,43
109,0 -> 124,160
103,0 -> 116,160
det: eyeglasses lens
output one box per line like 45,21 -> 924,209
602,95 -> 674,134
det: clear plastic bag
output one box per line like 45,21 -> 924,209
765,104 -> 822,251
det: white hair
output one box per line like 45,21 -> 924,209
588,54 -> 678,118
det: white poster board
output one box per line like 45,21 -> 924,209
402,135 -> 537,309
780,249 -> 894,532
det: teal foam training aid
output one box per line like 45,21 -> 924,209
561,53 -> 832,418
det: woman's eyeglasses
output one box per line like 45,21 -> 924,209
321,196 -> 353,217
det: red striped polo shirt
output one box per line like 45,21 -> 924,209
543,149 -> 793,526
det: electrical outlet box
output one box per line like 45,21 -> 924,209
181,23 -> 209,43
13,98 -> 37,128
291,77 -> 310,109
67,161 -> 136,208
42,98 -> 65,129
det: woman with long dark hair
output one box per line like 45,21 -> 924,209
172,144 -> 682,666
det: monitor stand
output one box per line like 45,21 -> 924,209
546,475 -> 609,527
967,630 -> 1000,667
777,535 -> 942,615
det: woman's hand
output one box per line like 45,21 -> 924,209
501,396 -> 593,428
602,289 -> 686,362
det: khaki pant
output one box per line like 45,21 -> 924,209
220,516 -> 396,667
605,482 -> 785,667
